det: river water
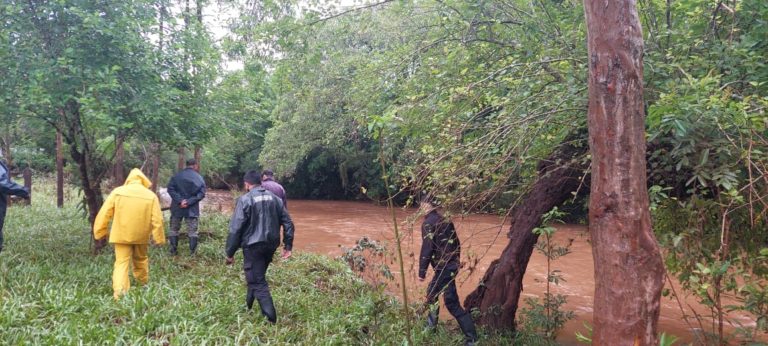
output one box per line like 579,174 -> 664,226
203,195 -> 763,344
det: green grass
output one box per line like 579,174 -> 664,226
0,178 -> 521,345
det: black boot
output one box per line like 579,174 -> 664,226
246,289 -> 256,310
189,237 -> 198,256
426,307 -> 439,330
169,236 -> 178,256
257,296 -> 277,323
457,313 -> 478,346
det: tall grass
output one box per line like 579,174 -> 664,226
0,178 -> 521,345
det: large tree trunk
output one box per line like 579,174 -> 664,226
177,147 -> 186,171
584,1 -> 665,344
149,142 -> 161,192
56,128 -> 64,208
61,104 -> 105,229
0,134 -> 12,170
113,134 -> 125,185
464,134 -> 587,330
68,139 -> 103,228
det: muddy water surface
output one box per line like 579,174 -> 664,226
204,195 -> 763,344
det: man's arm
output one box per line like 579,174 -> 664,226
418,222 -> 435,279
277,185 -> 287,208
278,204 -> 294,256
166,176 -> 183,204
186,179 -> 206,206
0,164 -> 29,198
225,197 -> 248,258
150,196 -> 166,245
93,193 -> 116,241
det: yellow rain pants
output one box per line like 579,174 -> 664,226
112,244 -> 149,300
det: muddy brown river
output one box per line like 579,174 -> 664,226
202,195 -> 764,344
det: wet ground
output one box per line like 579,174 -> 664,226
199,192 -> 764,344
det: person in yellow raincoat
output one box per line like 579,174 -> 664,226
93,168 -> 166,299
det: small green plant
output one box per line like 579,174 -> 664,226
576,323 -> 680,346
340,236 -> 394,287
520,207 -> 575,340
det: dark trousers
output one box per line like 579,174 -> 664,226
169,216 -> 199,238
0,204 -> 6,251
243,244 -> 277,299
426,268 -> 468,319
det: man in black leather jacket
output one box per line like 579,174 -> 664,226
418,198 -> 478,346
225,170 -> 294,323
167,158 -> 206,255
0,157 -> 30,254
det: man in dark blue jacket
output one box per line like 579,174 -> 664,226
225,170 -> 294,323
167,159 -> 206,255
0,156 -> 30,254
418,198 -> 478,346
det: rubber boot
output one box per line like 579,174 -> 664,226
189,237 -> 198,256
457,313 -> 478,346
257,296 -> 277,323
426,307 -> 439,330
246,289 -> 256,310
169,236 -> 178,256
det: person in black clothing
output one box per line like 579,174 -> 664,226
0,156 -> 30,254
225,170 -> 294,323
167,158 -> 206,255
418,198 -> 478,346
261,169 -> 287,208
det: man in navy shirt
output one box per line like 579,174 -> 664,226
167,159 -> 206,255
418,197 -> 478,345
0,154 -> 30,254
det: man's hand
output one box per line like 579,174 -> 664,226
225,257 -> 234,265
94,238 -> 108,253
281,249 -> 292,260
180,199 -> 189,208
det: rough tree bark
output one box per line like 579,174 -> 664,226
59,104 -> 105,228
113,134 -> 125,185
0,134 -> 13,170
584,1 -> 665,344
149,142 -> 161,193
56,128 -> 64,207
464,134 -> 588,330
177,147 -> 186,171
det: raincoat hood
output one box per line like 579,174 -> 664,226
94,167 -> 165,246
125,168 -> 152,188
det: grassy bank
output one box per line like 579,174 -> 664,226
0,180 -> 522,345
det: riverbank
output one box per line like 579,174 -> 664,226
277,198 -> 766,345
0,184 -> 520,345
2,181 -> 764,344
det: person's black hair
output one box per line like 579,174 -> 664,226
262,169 -> 274,177
418,193 -> 439,207
244,170 -> 261,185
186,158 -> 197,166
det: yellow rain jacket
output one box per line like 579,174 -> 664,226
93,169 -> 166,245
